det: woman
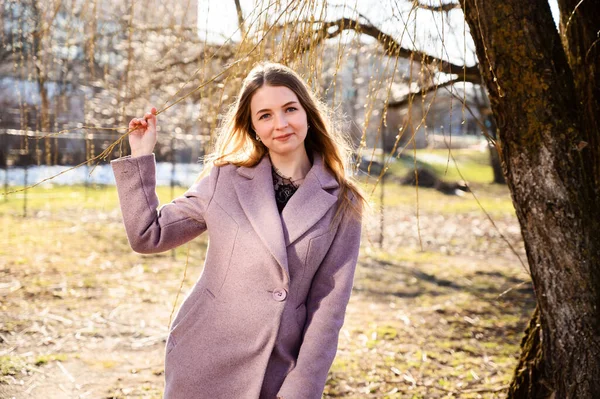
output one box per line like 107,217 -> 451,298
112,62 -> 365,399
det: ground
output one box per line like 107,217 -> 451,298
0,152 -> 533,398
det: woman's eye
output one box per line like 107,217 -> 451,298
258,113 -> 270,120
286,107 -> 297,112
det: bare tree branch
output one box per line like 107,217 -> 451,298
293,17 -> 480,83
415,1 -> 461,12
152,58 -> 200,75
147,14 -> 480,85
388,78 -> 460,108
151,45 -> 234,74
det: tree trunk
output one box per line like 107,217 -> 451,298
557,0 -> 600,184
488,143 -> 505,184
484,112 -> 506,184
31,0 -> 51,165
459,0 -> 600,397
506,307 -> 553,398
475,85 -> 506,184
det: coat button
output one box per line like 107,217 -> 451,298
272,288 -> 287,302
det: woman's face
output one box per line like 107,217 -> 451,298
250,85 -> 309,158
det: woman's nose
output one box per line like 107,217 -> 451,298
274,113 -> 289,129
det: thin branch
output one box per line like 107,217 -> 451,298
388,78 -> 460,108
415,1 -> 462,12
152,46 -> 234,74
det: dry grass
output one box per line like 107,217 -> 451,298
0,181 -> 532,398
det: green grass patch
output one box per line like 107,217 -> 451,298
0,184 -> 189,215
0,355 -> 28,377
385,148 -> 494,184
361,181 -> 515,217
34,353 -> 68,366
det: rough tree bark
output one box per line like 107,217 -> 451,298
458,0 -> 600,397
475,85 -> 505,184
485,115 -> 506,185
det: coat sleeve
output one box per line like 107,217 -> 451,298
277,199 -> 362,399
111,154 -> 218,254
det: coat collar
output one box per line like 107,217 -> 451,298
233,152 -> 339,279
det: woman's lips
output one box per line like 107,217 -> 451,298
274,133 -> 293,141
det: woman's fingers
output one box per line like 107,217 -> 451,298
128,108 -> 158,157
144,107 -> 157,130
129,107 -> 157,135
129,118 -> 139,131
129,118 -> 146,135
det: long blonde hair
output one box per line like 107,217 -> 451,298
201,62 -> 365,221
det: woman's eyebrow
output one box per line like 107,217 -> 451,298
256,101 -> 298,115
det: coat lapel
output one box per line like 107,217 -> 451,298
280,152 -> 339,246
233,152 -> 340,277
234,155 -> 289,276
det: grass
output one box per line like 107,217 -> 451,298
385,148 -> 495,185
362,183 -> 515,217
357,148 -> 516,218
0,184 -> 187,215
34,354 -> 68,366
0,160 -> 532,398
0,355 -> 28,380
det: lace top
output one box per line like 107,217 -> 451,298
272,166 -> 300,213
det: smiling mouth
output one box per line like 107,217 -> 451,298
274,133 -> 294,140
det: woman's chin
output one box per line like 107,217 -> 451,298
268,142 -> 307,158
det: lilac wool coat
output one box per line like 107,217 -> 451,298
111,151 -> 362,399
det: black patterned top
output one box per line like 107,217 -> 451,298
272,166 -> 300,213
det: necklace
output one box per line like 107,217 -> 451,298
272,164 -> 305,184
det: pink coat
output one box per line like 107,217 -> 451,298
111,152 -> 362,399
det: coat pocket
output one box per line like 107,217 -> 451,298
167,288 -> 215,354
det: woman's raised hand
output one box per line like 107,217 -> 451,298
128,107 -> 158,158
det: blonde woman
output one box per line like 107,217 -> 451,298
112,62 -> 365,399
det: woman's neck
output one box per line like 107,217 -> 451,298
268,149 -> 312,181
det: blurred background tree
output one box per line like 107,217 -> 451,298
1,0 -> 498,177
